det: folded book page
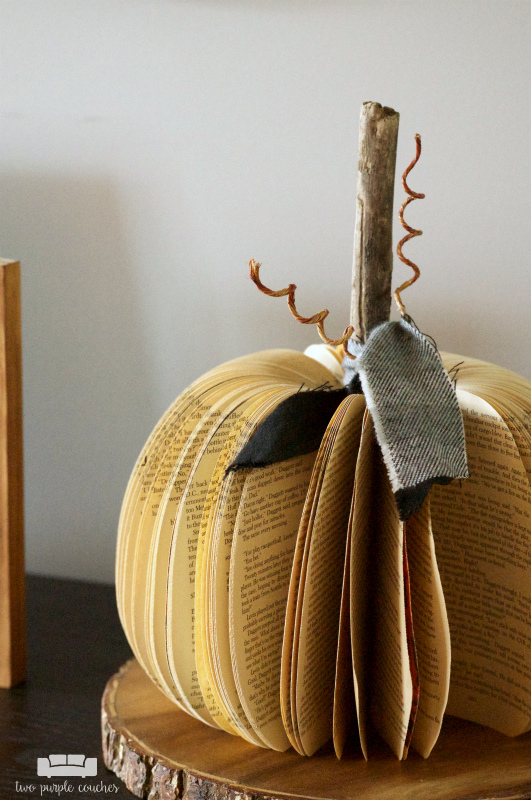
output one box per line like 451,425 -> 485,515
295,395 -> 365,756
229,452 -> 317,750
431,390 -> 531,736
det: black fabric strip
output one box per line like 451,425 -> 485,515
227,375 -> 362,473
394,476 -> 454,522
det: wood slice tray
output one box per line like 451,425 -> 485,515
102,659 -> 531,800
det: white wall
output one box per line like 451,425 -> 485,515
0,0 -> 529,583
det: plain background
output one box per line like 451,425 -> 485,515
0,0 -> 529,583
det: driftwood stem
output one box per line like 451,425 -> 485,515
351,102 -> 399,342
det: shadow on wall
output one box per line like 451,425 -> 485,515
0,172 -> 154,582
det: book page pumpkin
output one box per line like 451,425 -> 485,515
115,126 -> 531,761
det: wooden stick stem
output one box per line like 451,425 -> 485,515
351,102 -> 399,342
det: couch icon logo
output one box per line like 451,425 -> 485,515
37,755 -> 97,778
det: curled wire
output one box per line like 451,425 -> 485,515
394,133 -> 425,316
249,259 -> 356,358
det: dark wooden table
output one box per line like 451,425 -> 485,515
0,575 -> 134,799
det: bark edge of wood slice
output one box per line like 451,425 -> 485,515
102,659 -> 531,800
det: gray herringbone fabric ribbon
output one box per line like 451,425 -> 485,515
343,318 -> 468,520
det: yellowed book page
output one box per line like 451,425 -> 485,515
118,375 -> 218,631
207,471 -> 263,744
194,409 -> 261,741
194,386 -> 284,741
296,394 -> 365,756
431,390 -> 531,736
118,347 -> 334,578
188,429 -> 236,732
120,374 -> 260,625
117,379 -> 204,617
224,349 -> 343,390
288,421 -> 340,752
349,411 -> 375,760
407,497 -> 451,758
136,381 -> 258,669
441,352 -> 531,405
460,388 -> 531,482
369,441 -> 412,760
486,396 -> 531,479
207,391 -> 298,745
229,452 -> 317,751
144,381 -> 270,722
350,413 -> 412,760
118,348 -> 340,621
116,373 -> 233,565
118,370 -> 266,603
439,353 -> 531,479
202,387 -> 295,745
287,403 -> 357,749
440,353 -> 531,453
134,380 -> 259,679
194,358 -> 341,738
280,442 -> 328,753
290,459 -> 334,750
162,385 -> 276,729
156,392 -> 248,724
333,505 -> 356,759
120,377 -> 240,677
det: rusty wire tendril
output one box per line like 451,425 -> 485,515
394,133 -> 425,317
248,259 -> 356,359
